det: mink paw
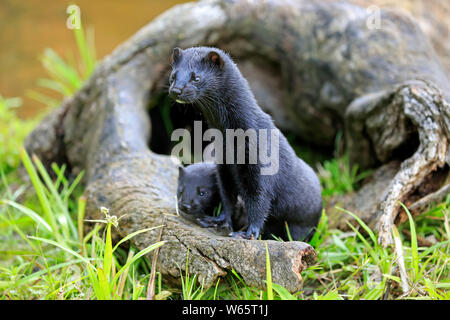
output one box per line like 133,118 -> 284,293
229,231 -> 255,240
197,215 -> 231,230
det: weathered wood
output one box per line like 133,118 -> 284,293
83,153 -> 315,291
25,0 -> 450,290
328,0 -> 450,75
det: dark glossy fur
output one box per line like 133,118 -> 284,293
169,46 -> 322,241
177,162 -> 220,218
177,162 -> 248,231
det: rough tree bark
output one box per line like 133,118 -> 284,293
328,0 -> 450,75
25,0 -> 449,290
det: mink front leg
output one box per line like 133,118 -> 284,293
197,165 -> 235,230
230,193 -> 270,240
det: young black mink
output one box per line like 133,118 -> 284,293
169,46 -> 322,241
177,162 -> 247,231
177,162 -> 220,218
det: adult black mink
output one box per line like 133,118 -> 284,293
169,46 -> 322,241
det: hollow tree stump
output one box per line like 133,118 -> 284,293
25,0 -> 450,290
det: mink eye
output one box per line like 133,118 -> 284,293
199,191 -> 205,196
170,72 -> 176,83
191,72 -> 200,82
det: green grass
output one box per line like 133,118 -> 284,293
317,154 -> 373,197
0,7 -> 448,300
0,96 -> 37,175
27,22 -> 96,109
1,150 -> 165,300
1,140 -> 449,300
300,200 -> 449,300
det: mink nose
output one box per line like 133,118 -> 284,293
180,203 -> 191,212
169,87 -> 182,99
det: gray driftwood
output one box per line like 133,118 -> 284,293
25,0 -> 449,291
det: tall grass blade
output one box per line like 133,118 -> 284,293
272,283 -> 296,300
74,24 -> 96,78
77,196 -> 86,248
103,223 -> 113,280
32,154 -> 76,239
112,226 -> 162,252
96,267 -> 111,299
392,225 -> 409,293
399,202 -> 419,281
117,249 -> 135,299
28,236 -> 93,267
63,171 -> 84,202
20,148 -> 61,242
337,207 -> 377,245
0,200 -> 52,232
112,241 -> 165,284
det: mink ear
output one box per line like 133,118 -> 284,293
204,50 -> 225,70
172,47 -> 182,65
178,165 -> 185,177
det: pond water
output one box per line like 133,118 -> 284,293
0,0 -> 188,118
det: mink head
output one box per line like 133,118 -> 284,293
177,163 -> 220,217
168,47 -> 227,104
